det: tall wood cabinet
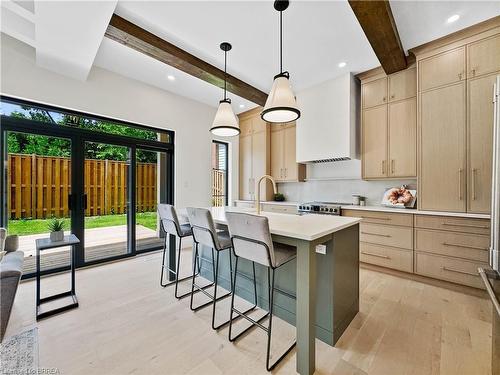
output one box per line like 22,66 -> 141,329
361,67 -> 417,179
238,107 -> 273,201
270,122 -> 306,182
417,28 -> 500,213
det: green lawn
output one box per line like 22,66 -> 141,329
7,212 -> 158,236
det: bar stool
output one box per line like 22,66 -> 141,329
226,212 -> 297,371
186,207 -> 257,330
157,204 -> 206,299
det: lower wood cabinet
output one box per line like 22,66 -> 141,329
414,252 -> 486,289
342,209 -> 491,289
360,242 -> 413,273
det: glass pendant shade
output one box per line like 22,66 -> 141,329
261,73 -> 300,123
210,99 -> 240,137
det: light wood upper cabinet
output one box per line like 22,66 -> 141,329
239,133 -> 253,200
467,34 -> 500,78
388,98 -> 416,177
419,82 -> 466,212
363,105 -> 388,178
270,123 -> 305,182
389,68 -> 416,102
419,47 -> 466,92
283,125 -> 299,181
361,67 -> 417,180
238,108 -> 272,201
467,73 -> 497,213
270,125 -> 285,181
362,77 -> 388,108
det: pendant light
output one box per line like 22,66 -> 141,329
261,0 -> 300,124
210,42 -> 240,137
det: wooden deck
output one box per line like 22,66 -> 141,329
19,225 -> 163,274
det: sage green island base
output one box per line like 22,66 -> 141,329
190,207 -> 360,375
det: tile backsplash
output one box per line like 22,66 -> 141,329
277,160 -> 416,205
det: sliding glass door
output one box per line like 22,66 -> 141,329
83,141 -> 132,263
1,96 -> 174,278
5,131 -> 73,275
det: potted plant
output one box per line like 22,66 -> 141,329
48,218 -> 65,242
273,193 -> 285,202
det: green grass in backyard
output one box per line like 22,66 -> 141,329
7,212 -> 158,236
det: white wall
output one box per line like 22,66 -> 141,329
0,34 -> 239,209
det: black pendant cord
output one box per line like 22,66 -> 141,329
224,49 -> 227,100
280,10 -> 283,74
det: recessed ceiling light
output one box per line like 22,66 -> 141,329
338,62 -> 347,68
239,104 -> 245,108
167,75 -> 175,81
447,14 -> 460,23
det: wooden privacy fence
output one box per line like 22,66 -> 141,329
8,154 -> 157,220
212,169 -> 226,207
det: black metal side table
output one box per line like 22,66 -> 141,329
35,234 -> 80,320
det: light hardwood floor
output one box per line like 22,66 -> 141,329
7,251 -> 493,375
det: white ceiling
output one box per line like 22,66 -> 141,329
390,1 -> 500,52
1,1 -> 499,113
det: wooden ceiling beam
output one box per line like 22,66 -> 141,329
105,14 -> 268,106
348,0 -> 407,74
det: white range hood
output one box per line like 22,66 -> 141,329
296,73 -> 360,163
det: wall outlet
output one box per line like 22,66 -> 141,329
315,244 -> 326,255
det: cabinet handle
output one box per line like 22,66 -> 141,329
458,168 -> 463,200
382,96 -> 386,102
361,231 -> 392,238
472,168 -> 477,200
442,266 -> 478,277
360,216 -> 391,221
361,251 -> 390,259
391,94 -> 395,99
280,168 -> 283,178
442,242 -> 489,251
391,160 -> 395,174
458,72 -> 463,80
382,160 -> 385,174
471,68 -> 476,77
442,222 -> 490,229
284,168 -> 287,178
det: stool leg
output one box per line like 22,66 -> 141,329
266,267 -> 297,372
228,256 -> 239,340
229,260 -> 267,342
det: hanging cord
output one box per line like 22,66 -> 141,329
224,49 -> 227,100
280,10 -> 283,74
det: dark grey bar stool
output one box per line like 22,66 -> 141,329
226,211 -> 297,371
157,204 -> 209,299
186,207 -> 257,330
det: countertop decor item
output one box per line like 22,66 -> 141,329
274,193 -> 285,202
210,42 -> 239,137
381,185 -> 417,208
261,0 -> 300,123
48,218 -> 65,242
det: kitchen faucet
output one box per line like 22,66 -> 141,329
255,175 -> 277,215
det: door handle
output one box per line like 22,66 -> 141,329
472,168 -> 477,200
458,168 -> 463,200
82,194 -> 88,210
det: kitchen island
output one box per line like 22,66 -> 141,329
193,206 -> 361,375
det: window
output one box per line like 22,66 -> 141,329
211,141 -> 228,207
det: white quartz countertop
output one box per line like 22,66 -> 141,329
341,205 -> 490,220
234,200 -> 298,206
209,206 -> 361,241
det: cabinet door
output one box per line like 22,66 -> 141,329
420,82 -> 466,212
468,73 -> 497,213
252,123 -> 271,199
467,34 -> 500,79
239,117 -> 253,137
239,135 -> 252,200
389,68 -> 416,102
419,47 -> 465,91
362,106 -> 388,179
284,124 -> 298,181
362,77 -> 388,108
270,127 -> 284,181
388,98 -> 416,177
